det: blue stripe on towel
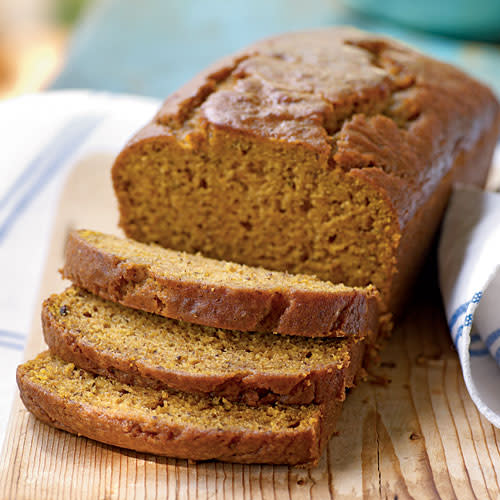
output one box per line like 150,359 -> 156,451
486,329 -> 500,349
0,339 -> 23,351
449,302 -> 470,330
0,115 -> 103,243
455,324 -> 464,346
469,332 -> 489,355
0,143 -> 56,211
0,329 -> 26,340
470,348 -> 490,356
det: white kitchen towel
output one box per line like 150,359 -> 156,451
0,90 -> 159,449
439,167 -> 500,427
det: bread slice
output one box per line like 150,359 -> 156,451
43,287 -> 365,405
62,229 -> 381,339
17,352 -> 341,466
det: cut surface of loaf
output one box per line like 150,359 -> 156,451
62,229 -> 381,338
17,352 -> 340,466
43,287 -> 365,405
112,27 -> 500,312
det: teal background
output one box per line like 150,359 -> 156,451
345,0 -> 500,40
51,0 -> 500,98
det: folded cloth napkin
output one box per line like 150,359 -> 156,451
439,171 -> 500,427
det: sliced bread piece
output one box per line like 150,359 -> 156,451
62,229 -> 381,339
43,287 -> 365,406
17,352 -> 341,466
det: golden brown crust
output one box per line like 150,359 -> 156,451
17,356 -> 341,467
111,27 -> 500,312
118,27 -> 499,228
388,116 -> 500,313
62,231 -> 380,339
42,291 -> 365,405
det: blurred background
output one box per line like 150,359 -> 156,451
0,0 -> 499,100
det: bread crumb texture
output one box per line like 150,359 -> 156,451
19,352 -> 320,432
79,229 -> 376,294
46,287 -> 355,376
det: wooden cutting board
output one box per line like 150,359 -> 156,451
1,153 -> 499,499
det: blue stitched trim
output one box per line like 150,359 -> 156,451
449,291 -> 483,347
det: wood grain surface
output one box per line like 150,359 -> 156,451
1,153 -> 500,499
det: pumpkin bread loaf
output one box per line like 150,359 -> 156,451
43,287 -> 365,405
62,229 -> 381,339
18,27 -> 500,467
112,27 -> 500,313
17,352 -> 341,466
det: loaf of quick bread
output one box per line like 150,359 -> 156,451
112,27 -> 500,312
15,27 -> 500,469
